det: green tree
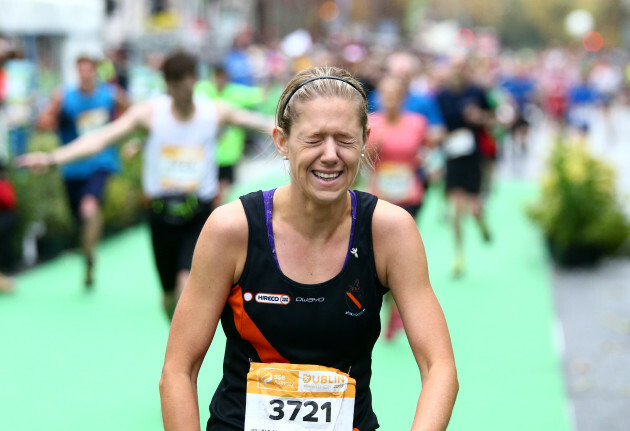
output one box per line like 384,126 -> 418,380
425,0 -> 626,48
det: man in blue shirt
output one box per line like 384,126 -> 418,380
37,55 -> 128,288
222,32 -> 254,87
500,67 -> 536,153
566,71 -> 601,134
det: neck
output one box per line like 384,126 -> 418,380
276,185 -> 351,239
80,81 -> 95,93
172,99 -> 195,121
385,108 -> 400,123
450,82 -> 465,92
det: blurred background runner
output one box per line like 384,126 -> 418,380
195,65 -> 264,204
36,55 -> 128,288
436,58 -> 494,277
17,51 -> 273,320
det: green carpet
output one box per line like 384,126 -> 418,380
0,174 -> 569,430
373,181 -> 570,431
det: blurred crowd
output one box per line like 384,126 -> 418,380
2,27 -> 630,294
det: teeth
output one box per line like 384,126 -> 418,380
314,171 -> 340,179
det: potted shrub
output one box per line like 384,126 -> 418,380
12,132 -> 75,262
101,132 -> 146,235
12,131 -> 147,263
528,138 -> 630,266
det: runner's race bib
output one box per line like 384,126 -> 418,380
158,145 -> 206,192
77,108 -> 110,136
245,362 -> 356,431
443,129 -> 476,158
375,162 -> 415,203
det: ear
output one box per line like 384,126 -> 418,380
362,126 -> 371,150
273,127 -> 289,159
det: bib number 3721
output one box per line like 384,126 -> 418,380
269,399 -> 331,422
244,362 -> 356,431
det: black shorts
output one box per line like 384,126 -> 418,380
149,196 -> 215,293
218,165 -> 235,183
64,170 -> 111,219
445,154 -> 482,195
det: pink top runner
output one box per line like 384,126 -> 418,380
368,112 -> 428,207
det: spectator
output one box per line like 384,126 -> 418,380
0,160 -> 18,293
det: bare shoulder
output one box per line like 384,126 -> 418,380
371,199 -> 425,287
43,88 -> 64,110
50,88 -> 64,103
202,199 -> 248,243
193,199 -> 249,285
372,199 -> 421,244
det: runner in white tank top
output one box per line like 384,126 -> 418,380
143,94 -> 219,201
17,51 -> 274,320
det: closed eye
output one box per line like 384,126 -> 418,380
336,134 -> 357,145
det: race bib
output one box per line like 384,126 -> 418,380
244,362 -> 356,431
77,108 -> 110,136
158,145 -> 206,192
374,162 -> 415,203
443,129 -> 475,158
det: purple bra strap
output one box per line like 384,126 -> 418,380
262,189 -> 278,266
263,189 -> 358,270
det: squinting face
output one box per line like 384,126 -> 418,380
275,96 -> 367,205
166,76 -> 196,105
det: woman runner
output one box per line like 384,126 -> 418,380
159,66 -> 458,431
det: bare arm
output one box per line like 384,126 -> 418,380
373,201 -> 458,430
160,201 -> 248,431
16,102 -> 152,170
37,89 -> 63,131
215,102 -> 275,135
426,125 -> 446,148
114,86 -> 131,112
463,103 -> 496,128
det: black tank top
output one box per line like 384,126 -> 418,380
207,189 -> 388,431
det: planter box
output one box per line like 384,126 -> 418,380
546,237 -> 605,267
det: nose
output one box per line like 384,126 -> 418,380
320,137 -> 339,163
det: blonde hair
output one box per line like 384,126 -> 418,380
276,66 -> 368,138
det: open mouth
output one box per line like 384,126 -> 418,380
313,170 -> 341,181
